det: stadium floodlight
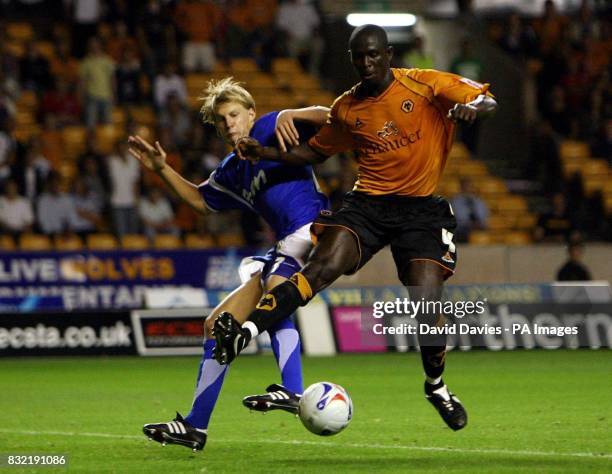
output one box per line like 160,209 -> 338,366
346,13 -> 417,27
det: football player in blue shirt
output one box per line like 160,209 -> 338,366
128,77 -> 329,451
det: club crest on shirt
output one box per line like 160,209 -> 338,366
377,121 -> 399,139
256,294 -> 277,311
401,99 -> 414,113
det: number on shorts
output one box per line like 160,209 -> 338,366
442,228 -> 456,253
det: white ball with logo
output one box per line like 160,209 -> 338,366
298,382 -> 353,436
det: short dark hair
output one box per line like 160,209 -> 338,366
349,24 -> 389,49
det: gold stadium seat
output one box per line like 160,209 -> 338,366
35,41 -> 55,60
54,234 -> 84,251
19,234 -> 52,251
95,124 -> 120,154
468,231 -> 493,245
562,156 -> 587,176
216,233 -> 245,248
458,161 -> 488,177
290,75 -> 321,91
121,234 -> 149,250
0,235 -> 16,251
129,106 -> 156,126
503,231 -> 531,245
272,58 -> 302,75
7,22 -> 34,42
62,126 -> 87,159
494,196 -> 528,214
17,90 -> 38,111
185,233 -> 216,249
604,195 -> 612,214
230,58 -> 259,74
154,234 -> 182,249
560,140 -> 589,160
515,214 -> 538,230
87,233 -> 118,250
487,215 -> 514,232
583,176 -> 607,195
477,179 -> 507,196
581,159 -> 609,177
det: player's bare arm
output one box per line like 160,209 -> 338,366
236,138 -> 328,166
448,94 -> 498,124
127,135 -> 207,215
275,106 -> 330,152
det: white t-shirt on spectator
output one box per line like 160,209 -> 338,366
0,196 -> 34,231
107,154 -> 141,208
154,74 -> 188,108
37,193 -> 76,234
138,197 -> 174,225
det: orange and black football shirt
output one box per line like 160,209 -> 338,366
308,68 -> 492,196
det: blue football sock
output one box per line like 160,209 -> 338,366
184,339 -> 228,430
268,316 -> 303,394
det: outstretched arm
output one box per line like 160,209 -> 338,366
127,135 -> 207,215
236,138 -> 328,166
447,94 -> 498,124
275,106 -> 330,152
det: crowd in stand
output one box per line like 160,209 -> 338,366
0,0 -> 325,248
490,0 -> 611,242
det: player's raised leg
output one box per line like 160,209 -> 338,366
404,260 -> 467,431
214,227 -> 360,364
143,274 -> 263,450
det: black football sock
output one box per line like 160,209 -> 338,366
247,273 -> 313,335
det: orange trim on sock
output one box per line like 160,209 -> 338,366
289,272 -> 313,301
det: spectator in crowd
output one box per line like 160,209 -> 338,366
222,0 -> 252,58
80,155 -> 108,210
50,39 -> 80,86
39,115 -> 64,169
138,186 -> 178,241
0,121 -> 15,184
174,0 -> 220,73
11,141 -> 50,201
115,48 -> 144,105
527,119 -> 563,195
159,93 -> 192,149
107,141 -> 140,236
136,0 -> 177,76
40,78 -> 81,126
79,37 -> 116,129
19,42 -> 51,93
71,176 -> 102,237
556,240 -> 591,281
153,62 -> 187,109
450,38 -> 483,154
450,178 -> 489,243
106,21 -> 139,63
0,179 -> 34,236
499,12 -> 537,59
141,127 -> 183,190
276,0 -> 323,75
402,35 -> 435,69
532,0 -> 569,57
544,85 -> 573,137
534,192 -> 574,243
36,173 -> 75,235
70,0 -> 103,58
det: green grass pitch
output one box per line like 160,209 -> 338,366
1,350 -> 610,473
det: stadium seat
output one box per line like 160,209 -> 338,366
129,106 -> 156,126
503,231 -> 531,245
487,215 -> 514,231
112,107 -> 127,126
562,156 -> 587,176
448,143 -> 471,160
515,214 -> 538,230
87,233 -> 118,250
289,75 -> 321,91
19,234 -> 52,251
458,161 -> 488,177
121,234 -> 149,250
35,41 -> 55,60
604,195 -> 612,214
230,58 -> 259,74
154,234 -> 182,249
271,58 -> 302,75
216,233 -> 245,248
95,124 -> 120,154
583,176 -> 607,195
477,179 -> 507,196
6,22 -> 34,41
185,234 -> 216,249
493,196 -> 528,213
581,159 -> 609,177
15,111 -> 35,126
0,235 -> 16,251
16,91 -> 38,111
13,124 -> 40,142
62,126 -> 87,159
54,234 -> 84,251
560,140 -> 590,160
468,231 -> 493,245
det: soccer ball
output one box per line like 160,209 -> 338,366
298,382 -> 353,436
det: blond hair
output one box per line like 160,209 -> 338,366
199,77 -> 256,124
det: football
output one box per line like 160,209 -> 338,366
298,382 -> 353,436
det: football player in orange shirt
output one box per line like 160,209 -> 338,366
214,24 -> 497,431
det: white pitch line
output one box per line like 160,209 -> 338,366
0,429 -> 610,460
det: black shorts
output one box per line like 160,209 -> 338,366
311,191 -> 457,282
